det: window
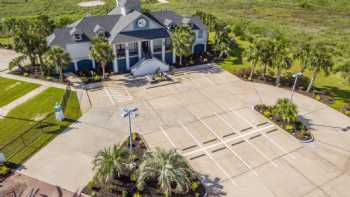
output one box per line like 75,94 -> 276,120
153,39 -> 162,53
116,44 -> 126,58
165,38 -> 172,51
197,30 -> 203,39
128,42 -> 138,56
73,33 -> 82,41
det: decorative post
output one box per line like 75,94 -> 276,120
138,41 -> 142,60
113,44 -> 118,73
73,60 -> 78,72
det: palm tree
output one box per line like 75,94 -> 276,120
171,26 -> 195,65
306,41 -> 334,92
90,37 -> 114,79
137,149 -> 193,196
45,47 -> 71,82
272,38 -> 293,85
256,38 -> 274,80
93,144 -> 130,184
244,39 -> 260,80
294,37 -> 313,73
213,25 -> 232,60
272,98 -> 298,124
9,55 -> 27,72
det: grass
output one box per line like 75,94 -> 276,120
0,87 -> 81,164
0,77 -> 40,107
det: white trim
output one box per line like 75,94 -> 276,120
162,38 -> 165,62
113,45 -> 118,73
138,41 -> 142,60
73,61 -> 78,71
125,43 -> 130,70
92,59 -> 96,69
150,40 -> 154,55
172,49 -> 176,64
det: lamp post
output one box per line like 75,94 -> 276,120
290,72 -> 303,103
121,107 -> 138,151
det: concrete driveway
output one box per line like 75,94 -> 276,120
19,64 -> 350,196
0,49 -> 18,72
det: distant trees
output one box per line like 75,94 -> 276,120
5,15 -> 55,76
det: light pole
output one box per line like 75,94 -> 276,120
121,107 -> 138,151
290,72 -> 303,103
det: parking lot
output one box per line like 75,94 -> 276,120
21,64 -> 350,196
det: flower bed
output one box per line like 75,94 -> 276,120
82,133 -> 206,197
255,99 -> 313,142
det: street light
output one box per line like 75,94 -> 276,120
290,72 -> 303,103
121,107 -> 138,151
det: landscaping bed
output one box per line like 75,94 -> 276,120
83,133 -> 206,197
254,98 -> 313,142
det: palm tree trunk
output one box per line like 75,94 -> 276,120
249,61 -> 256,81
59,66 -> 64,82
262,64 -> 267,80
179,56 -> 183,66
276,68 -> 281,86
306,68 -> 318,93
102,62 -> 106,80
38,55 -> 45,76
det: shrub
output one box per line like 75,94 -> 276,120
133,192 -> 141,197
314,95 -> 321,101
0,165 -> 10,177
345,111 -> 350,117
23,72 -> 29,77
122,191 -> 128,197
272,98 -> 298,124
284,124 -> 294,133
263,110 -> 272,118
191,181 -> 200,191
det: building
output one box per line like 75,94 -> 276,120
47,0 -> 208,76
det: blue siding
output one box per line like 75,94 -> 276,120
154,53 -> 162,60
165,52 -> 173,65
117,59 -> 127,73
64,63 -> 75,73
194,44 -> 205,55
130,57 -> 139,67
107,62 -> 113,72
77,59 -> 93,71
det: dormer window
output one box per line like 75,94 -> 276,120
94,24 -> 106,37
70,27 -> 83,42
73,33 -> 82,41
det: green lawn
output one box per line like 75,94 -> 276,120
0,77 -> 40,107
0,87 -> 81,164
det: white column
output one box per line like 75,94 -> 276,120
125,43 -> 130,70
162,38 -> 166,62
204,43 -> 207,52
172,49 -> 176,64
113,44 -> 118,73
138,41 -> 142,60
73,60 -> 78,71
150,40 -> 154,55
92,59 -> 96,69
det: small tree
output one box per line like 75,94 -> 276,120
306,41 -> 334,92
272,37 -> 293,85
90,37 -> 114,79
137,149 -> 193,196
171,25 -> 195,65
244,38 -> 260,80
93,144 -> 130,184
293,36 -> 313,73
272,98 -> 298,124
45,47 -> 71,82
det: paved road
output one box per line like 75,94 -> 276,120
18,65 -> 350,196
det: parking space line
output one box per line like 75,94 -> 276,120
159,126 -> 177,149
183,125 -> 275,157
234,110 -> 296,159
103,87 -> 116,105
201,73 -> 215,85
195,116 -> 259,176
179,121 -> 238,186
185,73 -> 200,87
214,113 -> 279,167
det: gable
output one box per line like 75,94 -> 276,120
121,15 -> 164,32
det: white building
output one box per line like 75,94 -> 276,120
47,0 -> 208,76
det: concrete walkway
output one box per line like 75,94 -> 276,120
0,86 -> 48,117
18,65 -> 350,196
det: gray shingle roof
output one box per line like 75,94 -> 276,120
147,11 -> 208,30
113,28 -> 169,43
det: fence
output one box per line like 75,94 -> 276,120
0,85 -> 75,163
